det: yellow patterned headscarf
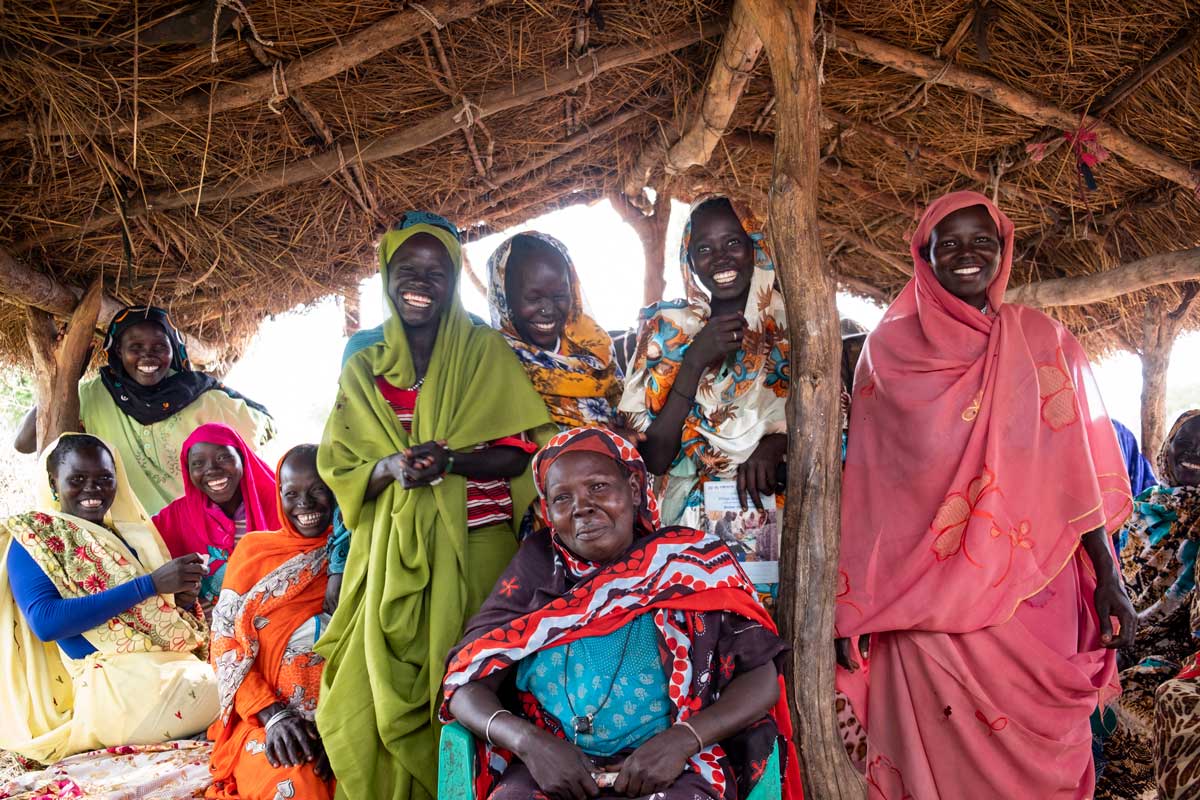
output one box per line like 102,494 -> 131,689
486,231 -> 621,429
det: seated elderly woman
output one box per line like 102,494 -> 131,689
441,428 -> 800,800
0,433 -> 217,764
207,444 -> 336,800
153,422 -> 280,612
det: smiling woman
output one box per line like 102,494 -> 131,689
0,433 -> 216,764
152,422 -> 281,612
486,231 -> 622,430
313,211 -> 552,800
619,195 -> 790,527
13,306 -> 275,516
207,444 -> 336,800
440,427 -> 802,800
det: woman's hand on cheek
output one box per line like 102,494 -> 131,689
612,725 -> 694,797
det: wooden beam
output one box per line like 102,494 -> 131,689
0,0 -> 508,142
744,0 -> 865,798
829,26 -> 1200,192
484,108 -> 643,195
836,227 -> 911,277
15,21 -> 721,253
819,108 -> 1046,209
726,130 -> 922,218
26,279 -> 103,451
0,245 -> 221,366
837,273 -> 892,306
1005,247 -> 1200,307
658,1 -> 762,177
1004,21 -> 1200,175
1140,285 -> 1197,456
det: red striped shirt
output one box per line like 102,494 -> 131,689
374,377 -> 535,530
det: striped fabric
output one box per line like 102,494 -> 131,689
374,377 -> 532,529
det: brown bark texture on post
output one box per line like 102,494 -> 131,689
1139,286 -> 1198,456
662,0 -> 762,175
25,279 -> 104,452
743,0 -> 866,797
1005,247 -> 1200,307
0,245 -> 221,367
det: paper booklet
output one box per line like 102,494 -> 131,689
702,480 -> 780,585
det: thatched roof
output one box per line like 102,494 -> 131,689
1,0 -> 1197,366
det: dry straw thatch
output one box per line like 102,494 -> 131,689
0,0 -> 1197,366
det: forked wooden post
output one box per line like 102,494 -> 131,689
1140,285 -> 1197,457
612,192 -> 671,305
24,278 -> 104,452
743,0 -> 866,797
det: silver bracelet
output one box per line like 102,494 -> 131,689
264,708 -> 296,734
485,708 -> 513,746
675,719 -> 704,753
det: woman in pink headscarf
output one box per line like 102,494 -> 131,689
836,191 -> 1136,798
153,422 -> 280,611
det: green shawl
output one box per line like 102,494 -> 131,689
314,223 -> 552,800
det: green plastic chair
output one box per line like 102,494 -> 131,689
437,721 -> 782,800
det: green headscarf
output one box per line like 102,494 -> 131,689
315,220 -> 552,800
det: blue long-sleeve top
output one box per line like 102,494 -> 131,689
6,543 -> 156,659
1112,419 -> 1157,497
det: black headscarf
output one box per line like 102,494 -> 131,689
99,305 -> 270,425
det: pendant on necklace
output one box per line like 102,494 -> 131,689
572,714 -> 594,736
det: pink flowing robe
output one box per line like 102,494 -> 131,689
837,191 -> 1132,799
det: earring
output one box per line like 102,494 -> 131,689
50,488 -> 58,501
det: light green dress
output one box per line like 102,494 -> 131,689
78,376 -> 274,516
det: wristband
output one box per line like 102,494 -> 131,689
675,720 -> 704,753
485,708 -> 513,746
264,708 -> 296,735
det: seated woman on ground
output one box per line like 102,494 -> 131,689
0,433 -> 217,764
1100,409 -> 1199,796
14,305 -> 274,516
313,211 -> 552,799
619,195 -> 789,526
207,444 -> 336,800
486,231 -> 624,431
442,427 -> 801,800
153,423 -> 280,614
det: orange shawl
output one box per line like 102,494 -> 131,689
206,467 -> 330,799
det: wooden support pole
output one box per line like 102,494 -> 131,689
0,245 -> 221,366
1139,285 -> 1197,457
342,290 -> 360,338
612,192 -> 671,305
0,0 -> 508,142
15,21 -> 720,253
25,279 -> 103,451
829,26 -> 1200,192
662,0 -> 762,175
744,0 -> 865,797
1005,247 -> 1200,307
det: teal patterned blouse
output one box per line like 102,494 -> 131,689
515,613 -> 672,756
